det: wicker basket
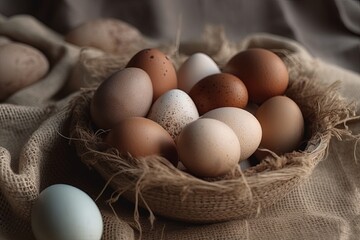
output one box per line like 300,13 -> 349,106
69,70 -> 355,223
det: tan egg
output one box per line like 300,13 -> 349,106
90,67 -> 153,130
202,107 -> 262,161
105,117 -> 178,166
223,48 -> 288,104
0,43 -> 49,101
255,96 -> 304,157
65,18 -> 143,54
126,48 -> 177,101
189,73 -> 248,115
176,118 -> 240,177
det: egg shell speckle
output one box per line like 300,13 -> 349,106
127,48 -> 177,101
189,73 -> 248,115
148,89 -> 199,140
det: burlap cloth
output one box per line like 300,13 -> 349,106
0,15 -> 359,240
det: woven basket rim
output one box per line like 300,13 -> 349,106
66,61 -> 358,227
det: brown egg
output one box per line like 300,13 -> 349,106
0,43 -> 49,101
126,48 -> 177,101
188,73 -> 248,115
255,96 -> 304,157
105,117 -> 178,166
223,48 -> 288,104
90,67 -> 153,130
65,18 -> 143,54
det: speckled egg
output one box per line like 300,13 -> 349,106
148,89 -> 199,140
126,48 -> 177,101
189,73 -> 248,115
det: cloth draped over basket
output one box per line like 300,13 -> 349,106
0,14 -> 359,240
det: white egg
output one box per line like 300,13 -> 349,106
31,184 -> 103,240
177,53 -> 220,93
148,89 -> 199,140
202,107 -> 262,161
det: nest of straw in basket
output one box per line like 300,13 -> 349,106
68,71 -> 357,227
67,27 -> 358,226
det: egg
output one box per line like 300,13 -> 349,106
202,107 -> 262,161
148,89 -> 199,140
90,67 -> 153,130
105,117 -> 178,166
31,184 -> 103,240
255,96 -> 304,157
176,118 -> 240,177
126,48 -> 177,101
0,42 -> 49,101
223,48 -> 288,104
177,53 -> 220,93
65,18 -> 143,54
189,73 -> 248,115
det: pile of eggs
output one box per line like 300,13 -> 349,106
90,48 -> 305,178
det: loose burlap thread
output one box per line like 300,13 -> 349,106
0,14 -> 359,240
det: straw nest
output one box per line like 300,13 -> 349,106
67,28 -> 358,225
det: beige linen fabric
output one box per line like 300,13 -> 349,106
0,14 -> 359,240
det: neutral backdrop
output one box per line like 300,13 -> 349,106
0,0 -> 359,73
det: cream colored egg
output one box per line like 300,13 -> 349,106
176,118 -> 240,177
203,107 -> 262,161
0,43 -> 49,101
177,53 -> 220,93
148,89 -> 199,140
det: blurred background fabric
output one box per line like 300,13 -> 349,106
0,0 -> 359,73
